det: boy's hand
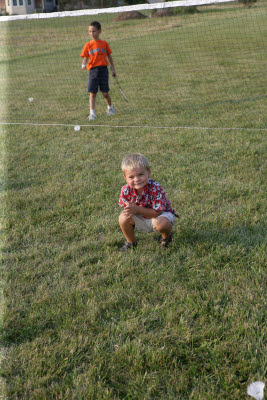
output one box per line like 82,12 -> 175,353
81,58 -> 88,70
122,202 -> 138,217
110,67 -> 116,77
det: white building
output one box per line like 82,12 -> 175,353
5,0 -> 57,15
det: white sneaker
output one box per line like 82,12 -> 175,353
107,105 -> 115,116
89,114 -> 96,121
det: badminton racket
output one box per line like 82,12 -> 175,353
113,76 -> 129,102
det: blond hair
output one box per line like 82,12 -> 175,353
121,153 -> 150,173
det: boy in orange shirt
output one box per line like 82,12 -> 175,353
81,21 -> 116,121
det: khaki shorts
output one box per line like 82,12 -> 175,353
132,212 -> 175,234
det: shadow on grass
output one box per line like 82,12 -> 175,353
189,94 -> 267,110
133,94 -> 267,122
167,94 -> 267,115
178,222 -> 266,248
5,181 -> 41,191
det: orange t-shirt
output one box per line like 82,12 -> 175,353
80,40 -> 112,70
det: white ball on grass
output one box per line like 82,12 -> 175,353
28,97 -> 33,102
247,381 -> 265,400
74,125 -> 81,132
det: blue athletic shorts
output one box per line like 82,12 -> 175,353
87,66 -> 109,93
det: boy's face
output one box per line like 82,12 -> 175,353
124,166 -> 151,194
88,25 -> 101,41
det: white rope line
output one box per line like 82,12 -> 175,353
0,122 -> 266,131
0,0 -> 238,22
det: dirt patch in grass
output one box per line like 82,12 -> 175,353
152,9 -> 174,17
114,11 -> 147,21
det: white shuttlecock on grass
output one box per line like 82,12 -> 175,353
74,125 -> 80,132
28,97 -> 33,102
247,381 -> 265,400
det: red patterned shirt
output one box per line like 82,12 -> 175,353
119,178 -> 176,217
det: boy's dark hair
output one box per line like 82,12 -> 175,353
90,21 -> 101,30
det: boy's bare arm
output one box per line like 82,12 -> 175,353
81,57 -> 88,69
108,54 -> 116,76
123,202 -> 162,219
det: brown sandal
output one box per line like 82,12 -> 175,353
159,234 -> 172,248
118,241 -> 137,252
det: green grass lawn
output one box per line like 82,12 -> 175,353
0,2 -> 267,399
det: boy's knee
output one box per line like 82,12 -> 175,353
119,213 -> 125,225
119,213 -> 134,227
102,92 -> 109,98
119,212 -> 128,225
153,217 -> 172,232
